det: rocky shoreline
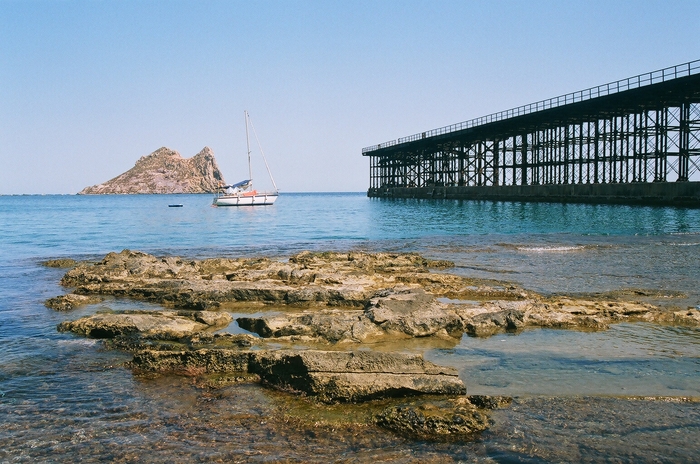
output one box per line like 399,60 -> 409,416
46,249 -> 700,440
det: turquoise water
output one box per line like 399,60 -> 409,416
1,193 -> 699,462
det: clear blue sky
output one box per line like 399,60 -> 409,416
1,0 -> 698,194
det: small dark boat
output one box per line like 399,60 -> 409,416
168,204 -> 183,207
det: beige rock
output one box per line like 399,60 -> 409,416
131,348 -> 466,403
672,308 -> 700,325
57,310 -> 233,339
365,287 -> 464,338
53,250 -> 698,342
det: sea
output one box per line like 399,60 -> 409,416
1,192 -> 699,463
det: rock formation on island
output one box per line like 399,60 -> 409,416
79,146 -> 226,194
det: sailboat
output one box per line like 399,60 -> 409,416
213,111 -> 279,206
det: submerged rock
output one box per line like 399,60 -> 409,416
42,258 -> 78,268
375,395 -> 511,440
466,394 -> 513,409
44,294 -> 103,311
375,401 -> 487,439
131,348 -> 252,375
672,307 -> 700,325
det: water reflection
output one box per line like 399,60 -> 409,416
368,196 -> 700,237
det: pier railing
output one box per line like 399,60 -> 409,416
362,59 -> 700,154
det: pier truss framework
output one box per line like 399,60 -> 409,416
364,61 -> 700,203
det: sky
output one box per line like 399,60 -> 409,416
1,0 -> 699,194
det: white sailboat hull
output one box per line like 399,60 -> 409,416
214,192 -> 278,206
215,111 -> 279,207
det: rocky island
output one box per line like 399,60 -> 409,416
79,146 -> 225,194
47,250 -> 700,440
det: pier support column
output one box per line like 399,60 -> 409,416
679,103 -> 690,181
521,134 -> 528,185
493,140 -> 500,186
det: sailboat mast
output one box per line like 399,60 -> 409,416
245,110 -> 252,182
248,116 -> 279,193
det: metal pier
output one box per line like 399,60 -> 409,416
363,60 -> 700,205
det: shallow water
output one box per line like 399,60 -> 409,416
427,324 -> 700,398
1,193 -> 699,462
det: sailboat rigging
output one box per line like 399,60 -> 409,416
213,111 -> 279,206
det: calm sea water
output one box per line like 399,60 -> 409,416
1,193 -> 699,462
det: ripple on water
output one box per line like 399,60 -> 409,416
515,245 -> 587,253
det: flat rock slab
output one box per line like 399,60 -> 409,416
130,348 -> 466,403
56,249 -> 523,311
58,310 -> 232,339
